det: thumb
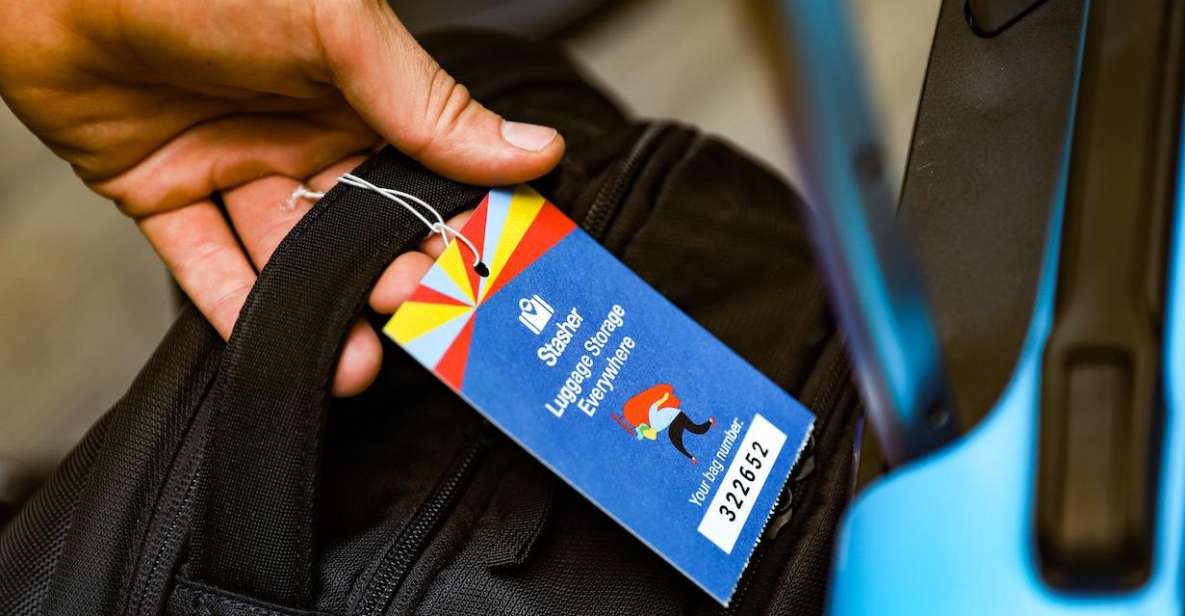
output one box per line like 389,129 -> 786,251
312,3 -> 564,185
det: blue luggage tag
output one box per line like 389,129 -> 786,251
384,185 -> 815,605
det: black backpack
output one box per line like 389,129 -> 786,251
0,31 -> 859,616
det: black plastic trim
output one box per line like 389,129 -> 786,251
966,0 -> 1050,36
1036,0 -> 1185,590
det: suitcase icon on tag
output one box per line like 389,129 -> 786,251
518,294 -> 555,335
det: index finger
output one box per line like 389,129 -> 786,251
137,200 -> 257,340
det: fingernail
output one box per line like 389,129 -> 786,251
501,120 -> 558,152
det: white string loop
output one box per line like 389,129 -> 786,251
288,174 -> 486,274
284,185 -> 325,210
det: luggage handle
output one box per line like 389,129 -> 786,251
194,148 -> 488,609
1035,0 -> 1183,589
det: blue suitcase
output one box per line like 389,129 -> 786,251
780,0 -> 1185,612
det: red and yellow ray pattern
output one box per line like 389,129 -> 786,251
384,185 -> 576,388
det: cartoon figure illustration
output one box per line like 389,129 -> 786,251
612,384 -> 715,464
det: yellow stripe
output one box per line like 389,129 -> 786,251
436,240 -> 475,304
383,301 -> 472,344
480,185 -> 545,302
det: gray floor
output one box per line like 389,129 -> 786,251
0,0 -> 939,483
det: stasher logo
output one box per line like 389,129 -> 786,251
518,294 -> 555,335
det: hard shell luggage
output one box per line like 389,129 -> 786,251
815,0 -> 1185,612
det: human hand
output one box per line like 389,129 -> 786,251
0,0 -> 563,395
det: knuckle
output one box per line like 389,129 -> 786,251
206,280 -> 254,330
173,240 -> 229,278
97,180 -> 170,219
111,197 -> 140,218
92,175 -> 151,218
407,65 -> 479,156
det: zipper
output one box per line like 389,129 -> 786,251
353,435 -> 487,616
719,442 -> 815,616
126,461 -> 203,616
581,123 -> 673,239
127,120 -> 829,616
720,350 -> 851,615
125,123 -> 676,616
578,118 -> 846,612
125,365 -> 222,616
352,123 -> 677,616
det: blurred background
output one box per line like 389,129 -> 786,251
0,0 -> 940,491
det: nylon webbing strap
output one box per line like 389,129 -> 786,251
197,148 -> 488,607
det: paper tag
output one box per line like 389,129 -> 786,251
384,185 -> 815,605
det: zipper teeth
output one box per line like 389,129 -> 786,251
127,127 -> 672,616
581,123 -> 670,239
355,439 -> 486,616
127,361 -> 223,616
128,464 -> 201,615
353,124 -> 674,615
721,350 -> 850,615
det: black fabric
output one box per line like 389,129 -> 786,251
170,578 -> 334,616
0,30 -> 858,616
0,306 -> 223,616
0,417 -> 109,616
197,150 -> 488,608
898,0 -> 1084,426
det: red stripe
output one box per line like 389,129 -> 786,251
407,284 -> 469,307
459,194 -> 490,300
435,315 -> 475,389
484,202 -> 576,301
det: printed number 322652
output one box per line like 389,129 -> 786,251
717,441 -> 771,522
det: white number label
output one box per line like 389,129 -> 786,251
697,414 -> 787,553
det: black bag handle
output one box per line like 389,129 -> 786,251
194,148 -> 488,608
